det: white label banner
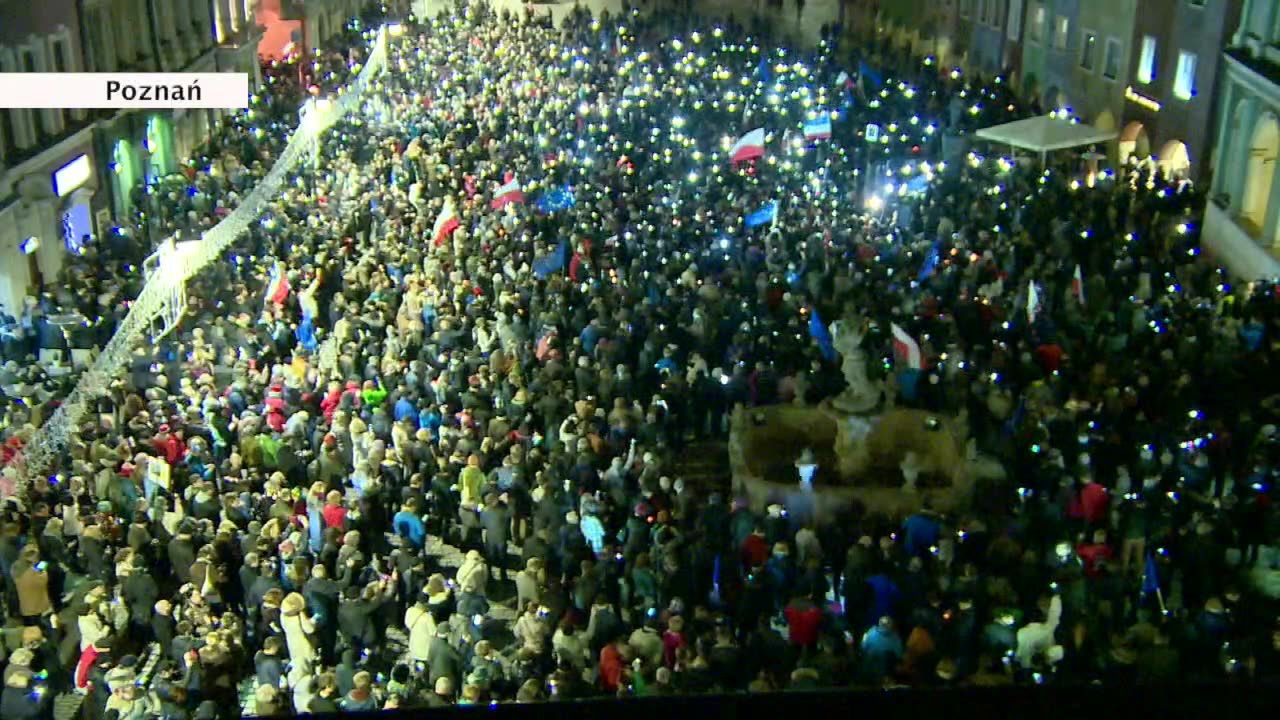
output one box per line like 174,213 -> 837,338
0,73 -> 250,109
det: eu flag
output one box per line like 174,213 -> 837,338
745,201 -> 778,228
808,307 -> 837,362
1142,552 -> 1161,595
858,60 -> 884,88
536,185 -> 576,214
757,56 -> 771,83
533,240 -> 569,279
917,239 -> 941,281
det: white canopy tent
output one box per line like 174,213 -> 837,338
974,114 -> 1119,164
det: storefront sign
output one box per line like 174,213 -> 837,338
1125,86 -> 1162,113
52,154 -> 92,197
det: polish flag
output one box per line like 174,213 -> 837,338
729,128 -> 765,163
265,262 -> 290,306
891,322 -> 923,370
490,176 -> 525,210
804,117 -> 832,141
432,198 -> 460,246
1072,265 -> 1085,305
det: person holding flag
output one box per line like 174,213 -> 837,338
491,174 -> 525,210
729,128 -> 765,164
432,197 -> 460,246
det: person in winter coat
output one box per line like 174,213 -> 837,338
393,498 -> 426,550
513,602 -> 550,654
340,671 -> 379,711
860,616 -> 905,682
11,545 -> 51,621
280,592 -> 318,681
457,550 -> 490,594
427,624 -> 463,691
2,670 -> 50,720
405,593 -> 437,666
254,634 -> 286,687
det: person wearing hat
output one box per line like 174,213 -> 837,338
280,592 -> 318,681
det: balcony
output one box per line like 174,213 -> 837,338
0,116 -> 96,171
1202,200 -> 1280,279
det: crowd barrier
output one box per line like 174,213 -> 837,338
15,26 -> 394,491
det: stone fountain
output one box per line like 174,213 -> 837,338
728,309 -> 992,524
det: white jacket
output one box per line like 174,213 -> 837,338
405,604 -> 436,662
1015,595 -> 1062,668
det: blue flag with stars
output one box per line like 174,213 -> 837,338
536,185 -> 576,214
745,201 -> 778,228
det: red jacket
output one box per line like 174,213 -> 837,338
1076,542 -> 1115,578
152,433 -> 186,465
740,534 -> 768,570
320,389 -> 343,421
662,630 -> 685,668
599,643 -> 625,692
784,602 -> 823,647
322,504 -> 348,530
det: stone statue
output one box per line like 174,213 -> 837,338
829,313 -> 882,414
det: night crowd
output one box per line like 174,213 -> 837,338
1,1 -> 1279,718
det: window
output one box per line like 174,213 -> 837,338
1053,15 -> 1070,50
0,108 -> 12,164
1008,0 -> 1024,41
1174,50 -> 1198,99
1080,30 -> 1098,71
1103,38 -> 1122,80
1189,0 -> 1205,6
976,0 -> 986,23
1137,35 -> 1157,83
961,0 -> 972,19
50,37 -> 70,128
1030,3 -> 1046,43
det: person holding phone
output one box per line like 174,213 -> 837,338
12,545 -> 52,625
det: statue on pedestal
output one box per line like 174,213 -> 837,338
829,312 -> 882,415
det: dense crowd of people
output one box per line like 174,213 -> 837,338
1,1 -> 1279,718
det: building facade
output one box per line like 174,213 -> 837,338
0,0 -> 97,313
1020,0 -> 1081,110
958,0 -> 1012,76
273,0 -> 365,57
1117,0 -> 1242,180
1067,0 -> 1137,141
83,0 -> 265,224
1202,0 -> 1280,278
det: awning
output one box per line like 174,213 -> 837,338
974,114 -> 1119,154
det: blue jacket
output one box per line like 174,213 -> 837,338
860,626 -> 904,679
394,397 -> 418,425
902,513 -> 940,559
393,510 -> 426,549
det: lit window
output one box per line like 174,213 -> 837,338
1007,0 -> 1024,41
1080,30 -> 1098,71
1137,35 -> 1157,84
1053,16 -> 1070,50
1030,3 -> 1046,43
1173,50 -> 1198,100
1103,38 -> 1122,80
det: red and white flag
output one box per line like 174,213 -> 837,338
265,262 -> 290,306
432,198 -> 460,246
490,176 -> 525,210
1072,265 -> 1085,305
891,322 -> 923,370
729,128 -> 765,164
1027,279 -> 1041,324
